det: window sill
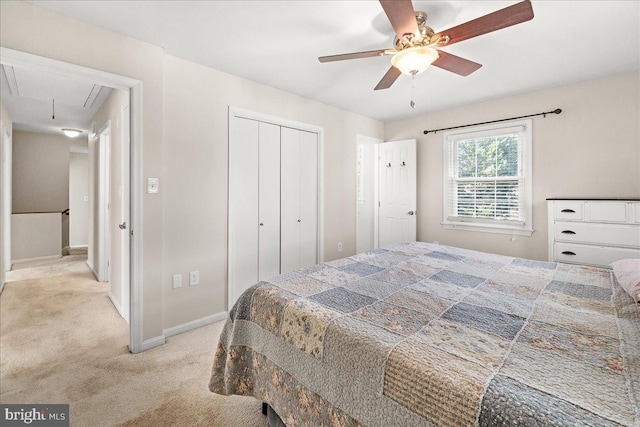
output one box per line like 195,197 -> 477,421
441,222 -> 534,236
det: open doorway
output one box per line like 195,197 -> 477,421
0,47 -> 142,352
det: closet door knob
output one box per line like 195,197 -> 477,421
408,211 -> 415,216
298,219 -> 301,223
259,223 -> 264,226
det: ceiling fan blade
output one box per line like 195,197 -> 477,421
433,0 -> 534,47
432,51 -> 482,76
374,66 -> 402,91
379,0 -> 419,40
319,49 -> 390,63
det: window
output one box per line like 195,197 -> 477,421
442,119 -> 533,235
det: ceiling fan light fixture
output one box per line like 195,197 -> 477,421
62,128 -> 83,138
391,46 -> 439,75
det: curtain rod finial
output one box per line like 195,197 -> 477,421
553,108 -> 562,114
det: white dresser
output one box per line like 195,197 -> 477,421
547,199 -> 640,268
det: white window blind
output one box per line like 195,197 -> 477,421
442,120 -> 533,235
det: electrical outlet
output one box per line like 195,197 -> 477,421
172,274 -> 182,289
338,242 -> 343,252
147,177 -> 159,194
189,271 -> 200,286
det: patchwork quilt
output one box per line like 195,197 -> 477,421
210,242 -> 640,427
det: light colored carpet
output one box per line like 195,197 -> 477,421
0,256 -> 266,427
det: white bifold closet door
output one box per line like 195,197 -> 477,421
281,127 -> 318,273
229,116 -> 319,307
229,117 -> 259,303
258,122 -> 281,281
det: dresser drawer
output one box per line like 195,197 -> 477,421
554,202 -> 583,221
554,242 -> 640,268
554,222 -> 640,247
586,202 -> 628,223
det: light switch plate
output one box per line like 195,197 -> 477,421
147,177 -> 159,194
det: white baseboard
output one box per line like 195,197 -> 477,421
87,262 -> 99,281
108,291 -> 125,319
163,311 -> 228,338
138,335 -> 166,352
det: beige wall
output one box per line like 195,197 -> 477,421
162,55 -> 384,329
11,212 -> 61,260
0,100 -> 13,289
12,131 -> 69,214
385,72 -> 640,261
69,152 -> 88,247
1,0 -> 164,341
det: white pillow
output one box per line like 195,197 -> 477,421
611,259 -> 640,303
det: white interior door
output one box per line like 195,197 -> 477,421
378,139 -> 417,247
258,122 -> 280,281
356,135 -> 380,254
98,123 -> 111,282
119,105 -> 131,322
229,117 -> 259,307
280,127 -> 301,274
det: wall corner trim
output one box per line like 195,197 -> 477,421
163,311 -> 229,339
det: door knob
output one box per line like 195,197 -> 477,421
408,211 -> 415,216
298,219 -> 301,223
259,223 -> 264,226
119,222 -> 127,230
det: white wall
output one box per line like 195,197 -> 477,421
162,54 -> 384,329
385,72 -> 640,261
12,131 -> 69,214
69,152 -> 88,247
0,100 -> 12,291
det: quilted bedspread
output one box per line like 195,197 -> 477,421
210,242 -> 640,427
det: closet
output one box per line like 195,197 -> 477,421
228,111 -> 321,307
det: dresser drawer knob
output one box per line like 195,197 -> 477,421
560,209 -> 575,213
561,230 -> 576,235
561,251 -> 576,256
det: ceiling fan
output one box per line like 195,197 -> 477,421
319,0 -> 534,90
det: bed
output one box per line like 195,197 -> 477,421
210,242 -> 640,426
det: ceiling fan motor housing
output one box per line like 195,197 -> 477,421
394,11 -> 435,51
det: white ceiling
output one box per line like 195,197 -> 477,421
0,64 -> 112,137
24,1 -> 640,121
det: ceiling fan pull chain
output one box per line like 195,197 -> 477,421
410,71 -> 416,109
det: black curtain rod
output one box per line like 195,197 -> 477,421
423,108 -> 562,135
